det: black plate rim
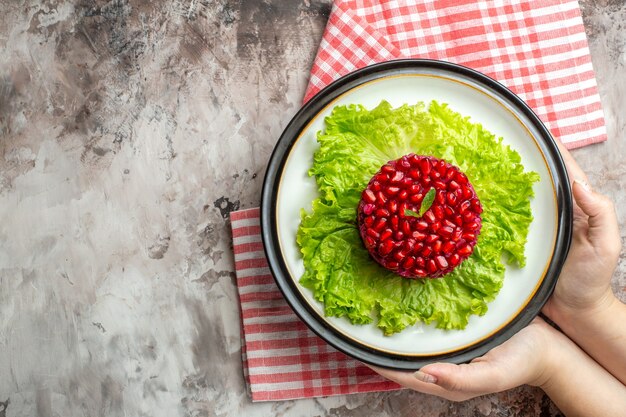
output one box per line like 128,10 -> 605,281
260,58 -> 573,370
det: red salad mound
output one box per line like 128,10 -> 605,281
357,154 -> 482,278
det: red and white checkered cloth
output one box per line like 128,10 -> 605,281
231,208 -> 400,401
231,0 -> 607,402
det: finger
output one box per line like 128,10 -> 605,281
368,365 -> 447,395
572,181 -> 621,253
419,361 -> 506,394
555,140 -> 589,185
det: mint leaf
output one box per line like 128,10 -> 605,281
419,188 -> 436,216
404,208 -> 421,218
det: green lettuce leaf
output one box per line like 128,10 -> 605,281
297,101 -> 540,335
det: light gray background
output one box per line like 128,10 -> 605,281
0,1 -> 624,416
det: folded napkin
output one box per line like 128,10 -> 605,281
231,0 -> 607,402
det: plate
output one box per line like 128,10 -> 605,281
261,59 -> 572,370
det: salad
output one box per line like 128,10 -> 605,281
296,100 -> 540,335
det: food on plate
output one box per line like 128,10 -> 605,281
296,100 -> 539,335
358,154 -> 482,278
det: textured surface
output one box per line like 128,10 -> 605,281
0,1 -> 623,416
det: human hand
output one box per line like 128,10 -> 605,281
542,141 -> 621,322
369,317 -> 559,402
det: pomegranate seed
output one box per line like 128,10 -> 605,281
363,189 -> 376,203
439,226 -> 454,237
386,186 -> 400,195
364,236 -> 376,249
366,228 -> 379,239
453,215 -> 463,227
393,250 -> 406,262
382,165 -> 395,174
423,211 -> 436,223
452,227 -> 463,241
378,240 -> 394,256
458,244 -> 473,256
437,160 -> 447,176
401,256 -> 415,269
363,204 -> 375,215
409,193 -> 423,204
408,184 -> 421,194
434,180 -> 446,190
448,180 -> 460,190
442,241 -> 455,255
463,187 -> 473,199
377,191 -> 388,204
388,200 -> 398,214
467,221 -> 480,231
447,192 -> 458,206
371,181 -> 382,191
426,234 -> 439,243
391,171 -> 404,183
401,178 -> 413,187
414,256 -> 425,267
403,239 -> 416,252
462,211 -> 476,222
444,205 -> 454,216
455,172 -> 468,184
400,159 -> 411,169
398,190 -> 408,200
471,198 -> 482,212
376,208 -> 390,217
436,191 -> 445,204
394,231 -> 404,240
433,205 -> 444,220
430,221 -> 441,231
401,220 -> 412,235
433,240 -> 442,253
412,268 -> 427,277
422,246 -> 433,257
435,255 -> 448,269
430,170 -> 441,179
462,232 -> 475,241
387,261 -> 399,270
459,200 -> 470,213
390,216 -> 399,230
373,217 -> 387,231
415,220 -> 428,231
419,159 -> 431,175
412,231 -> 427,241
380,229 -> 393,241
414,243 -> 424,255
408,169 -> 420,179
427,259 -> 437,273
443,219 -> 456,229
449,253 -> 461,266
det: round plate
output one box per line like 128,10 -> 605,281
261,59 -> 572,370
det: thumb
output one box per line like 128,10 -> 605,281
419,361 -> 506,394
572,180 -> 620,249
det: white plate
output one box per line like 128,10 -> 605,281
261,60 -> 572,369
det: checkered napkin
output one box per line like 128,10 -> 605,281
231,208 -> 400,401
231,0 -> 607,402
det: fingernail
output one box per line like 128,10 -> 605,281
574,179 -> 591,192
414,371 -> 437,384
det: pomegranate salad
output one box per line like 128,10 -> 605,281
358,155 -> 482,279
296,101 -> 539,335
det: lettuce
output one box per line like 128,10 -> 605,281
296,101 -> 540,335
